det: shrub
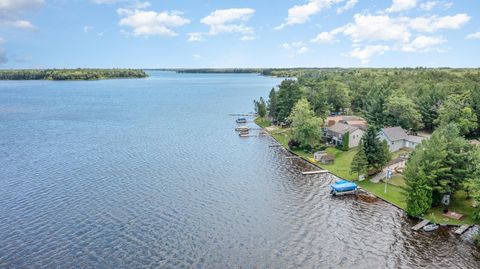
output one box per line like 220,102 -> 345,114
288,139 -> 301,149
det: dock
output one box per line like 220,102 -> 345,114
301,170 -> 329,175
412,219 -> 430,231
229,113 -> 257,117
286,156 -> 301,159
454,224 -> 471,235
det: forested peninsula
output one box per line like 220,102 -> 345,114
0,69 -> 148,80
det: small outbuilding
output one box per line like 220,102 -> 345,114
314,151 -> 335,164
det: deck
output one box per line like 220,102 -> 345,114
412,219 -> 430,231
454,224 -> 471,235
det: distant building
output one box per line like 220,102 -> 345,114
378,126 -> 425,152
325,122 -> 365,149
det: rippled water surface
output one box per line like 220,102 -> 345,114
1,71 -> 479,268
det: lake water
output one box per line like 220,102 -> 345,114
1,71 -> 479,268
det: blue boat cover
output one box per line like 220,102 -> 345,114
330,182 -> 358,192
335,179 -> 350,185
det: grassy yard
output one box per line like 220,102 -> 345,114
322,148 -> 358,180
426,191 -> 477,225
358,180 -> 407,209
388,175 -> 407,188
254,117 -> 271,128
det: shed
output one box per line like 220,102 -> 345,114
314,151 -> 335,164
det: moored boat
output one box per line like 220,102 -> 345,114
423,224 -> 439,232
235,126 -> 249,132
330,180 -> 358,196
236,118 -> 247,123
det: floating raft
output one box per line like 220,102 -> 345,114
301,170 -> 329,175
412,219 -> 430,231
454,224 -> 471,235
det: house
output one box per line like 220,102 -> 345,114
325,122 -> 365,149
378,126 -> 425,152
325,115 -> 368,130
314,151 -> 335,164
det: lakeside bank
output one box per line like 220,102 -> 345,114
254,117 -> 477,227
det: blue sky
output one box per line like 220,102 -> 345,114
0,0 -> 479,68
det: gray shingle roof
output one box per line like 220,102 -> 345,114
381,127 -> 408,141
328,122 -> 359,135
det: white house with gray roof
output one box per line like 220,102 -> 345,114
378,126 -> 425,152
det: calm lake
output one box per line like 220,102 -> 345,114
0,71 -> 479,268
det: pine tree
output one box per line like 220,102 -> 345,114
351,142 -> 368,177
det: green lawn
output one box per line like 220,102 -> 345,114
322,148 -> 358,180
358,180 -> 407,209
388,175 -> 407,188
254,117 -> 271,128
426,191 -> 477,225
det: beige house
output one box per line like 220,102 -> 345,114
325,122 -> 365,149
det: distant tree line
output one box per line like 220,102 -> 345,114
0,69 -> 148,80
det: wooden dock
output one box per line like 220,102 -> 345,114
412,219 -> 430,231
229,113 -> 257,117
454,224 -> 471,235
301,170 -> 329,175
286,156 -> 301,159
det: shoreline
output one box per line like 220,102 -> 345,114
255,118 -> 466,228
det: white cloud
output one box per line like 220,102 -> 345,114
402,35 -> 445,51
297,46 -> 310,54
196,8 -> 256,41
0,37 -> 4,44
466,32 -> 480,40
345,45 -> 390,64
337,0 -> 358,14
91,0 -> 121,3
0,0 -> 43,31
193,54 -> 202,59
420,1 -> 437,11
282,41 -> 310,55
311,31 -> 335,43
0,19 -> 36,30
83,26 -> 94,33
0,0 -> 44,12
241,35 -> 255,41
187,32 -> 203,42
386,0 -> 417,13
275,0 -> 342,29
409,14 -> 470,32
117,7 -> 190,37
342,14 -> 411,43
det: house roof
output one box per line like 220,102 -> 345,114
381,127 -> 408,141
406,135 -> 424,144
325,115 -> 367,127
328,122 -> 359,135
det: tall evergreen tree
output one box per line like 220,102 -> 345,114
351,142 -> 368,177
267,88 -> 277,120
